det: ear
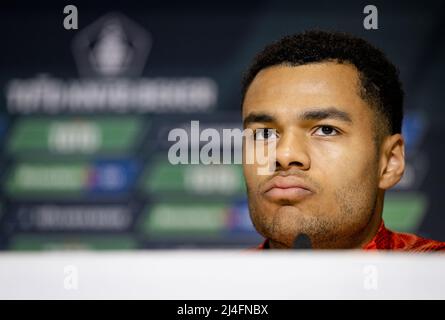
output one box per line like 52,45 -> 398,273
378,134 -> 405,190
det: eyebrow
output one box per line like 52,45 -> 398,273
298,107 -> 353,123
243,113 -> 276,127
243,107 -> 353,127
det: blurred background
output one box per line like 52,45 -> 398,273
0,0 -> 444,250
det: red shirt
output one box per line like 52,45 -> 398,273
256,221 -> 445,251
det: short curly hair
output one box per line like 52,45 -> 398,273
241,30 -> 404,137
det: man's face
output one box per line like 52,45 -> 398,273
242,62 -> 382,249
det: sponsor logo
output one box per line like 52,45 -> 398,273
141,156 -> 245,196
13,204 -> 134,232
8,116 -> 143,155
139,200 -> 257,237
72,12 -> 151,78
5,160 -> 139,197
382,192 -> 427,232
6,13 -> 217,114
10,234 -> 137,250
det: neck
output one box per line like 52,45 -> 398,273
352,212 -> 382,249
352,191 -> 385,249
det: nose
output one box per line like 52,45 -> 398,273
275,131 -> 310,171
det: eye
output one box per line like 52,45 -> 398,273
313,125 -> 340,136
254,128 -> 278,141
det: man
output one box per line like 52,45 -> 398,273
241,30 -> 445,251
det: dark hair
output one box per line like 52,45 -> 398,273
241,30 -> 404,136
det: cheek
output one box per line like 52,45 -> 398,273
242,164 -> 263,193
311,140 -> 377,187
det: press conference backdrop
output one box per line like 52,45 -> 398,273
0,0 -> 444,250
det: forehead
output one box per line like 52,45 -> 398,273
242,62 -> 373,121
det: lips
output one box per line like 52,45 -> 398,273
262,175 -> 314,202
